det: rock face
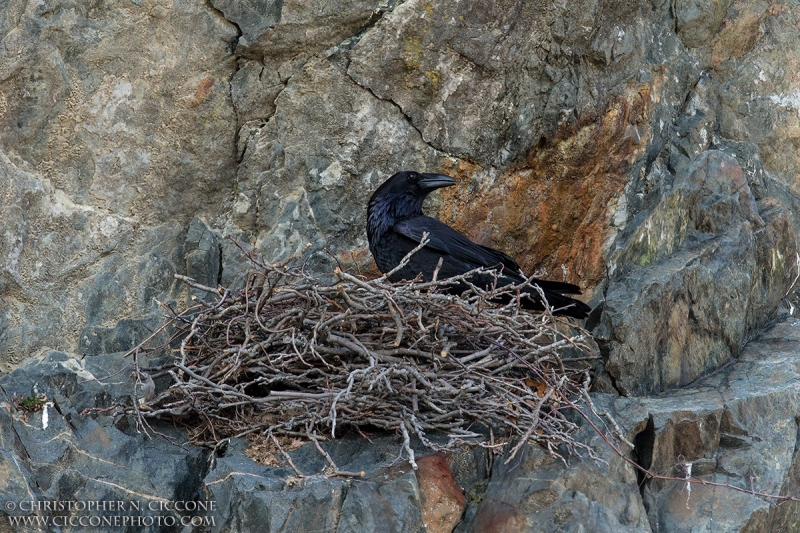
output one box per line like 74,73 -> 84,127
2,0 -> 799,370
2,0 -> 800,531
625,317 -> 800,533
0,352 -> 210,529
0,0 -> 238,370
600,149 -> 797,394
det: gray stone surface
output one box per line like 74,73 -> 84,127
210,0 -> 282,48
625,317 -> 800,532
599,150 -> 797,394
3,0 -> 799,373
228,55 -> 444,273
3,0 -> 800,530
185,217 -> 221,303
0,350 -> 477,532
0,0 -> 237,367
0,149 -> 187,367
448,316 -> 800,533
459,435 -> 651,533
0,0 -> 238,218
347,0 -> 658,168
0,351 -> 210,531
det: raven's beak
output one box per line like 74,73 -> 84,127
419,173 -> 456,190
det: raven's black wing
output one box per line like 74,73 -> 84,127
393,216 -> 523,274
393,215 -> 584,296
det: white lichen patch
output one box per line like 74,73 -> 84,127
768,90 -> 800,118
58,359 -> 97,383
99,215 -> 121,237
82,76 -> 136,134
233,192 -> 252,214
50,188 -> 95,216
41,401 -> 54,430
318,160 -> 343,189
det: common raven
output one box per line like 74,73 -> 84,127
366,171 -> 591,319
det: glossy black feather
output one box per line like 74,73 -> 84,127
366,171 -> 591,319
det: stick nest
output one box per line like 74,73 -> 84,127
130,243 -> 599,467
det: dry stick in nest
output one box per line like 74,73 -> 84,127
127,239 -> 598,473
269,433 -> 305,478
306,428 -> 366,478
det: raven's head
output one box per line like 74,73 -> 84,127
367,171 -> 456,243
369,171 -> 455,212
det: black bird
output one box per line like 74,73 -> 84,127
366,171 -> 591,319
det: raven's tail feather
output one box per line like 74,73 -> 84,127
522,279 -> 591,319
524,290 -> 591,319
527,278 -> 583,296
461,274 -> 591,319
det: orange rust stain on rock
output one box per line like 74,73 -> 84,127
440,158 -> 482,184
81,425 -> 112,449
448,86 -> 652,287
337,247 -> 381,278
472,501 -> 528,533
190,76 -> 215,107
416,452 -> 466,533
711,3 -> 770,66
436,158 -> 488,240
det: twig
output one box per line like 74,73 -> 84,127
379,233 -> 430,281
269,433 -> 305,478
307,430 -> 365,478
400,421 -> 417,470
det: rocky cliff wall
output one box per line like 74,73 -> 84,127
2,0 -> 800,531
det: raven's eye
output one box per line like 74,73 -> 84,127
408,172 -> 419,183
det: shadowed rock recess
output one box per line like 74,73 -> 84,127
2,0 -> 800,531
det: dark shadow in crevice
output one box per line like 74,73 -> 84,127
632,414 -> 655,497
